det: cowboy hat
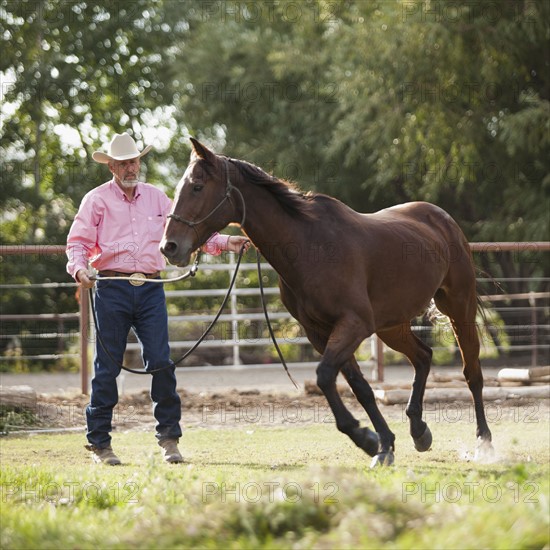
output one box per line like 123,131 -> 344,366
92,132 -> 152,164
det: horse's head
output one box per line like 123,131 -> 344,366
161,138 -> 237,266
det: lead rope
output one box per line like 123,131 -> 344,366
89,253 -> 201,284
89,245 -> 245,374
89,244 -> 297,388
256,249 -> 299,389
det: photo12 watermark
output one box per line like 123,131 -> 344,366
402,480 -> 539,504
201,81 -> 339,104
199,1 -> 348,24
401,1 -> 537,24
1,481 -> 140,505
202,401 -> 334,425
401,401 -> 541,425
202,480 -> 339,504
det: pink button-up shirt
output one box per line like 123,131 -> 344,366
66,179 -> 229,279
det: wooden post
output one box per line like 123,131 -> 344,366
376,336 -> 384,382
230,252 -> 241,366
529,292 -> 538,368
371,335 -> 384,382
79,289 -> 89,395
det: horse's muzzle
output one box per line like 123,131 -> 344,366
159,239 -> 192,267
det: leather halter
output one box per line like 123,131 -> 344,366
167,158 -> 245,228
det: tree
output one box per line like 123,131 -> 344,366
1,0 -> 548,368
173,0 -> 549,278
0,0 -> 188,366
168,0 -> 549,361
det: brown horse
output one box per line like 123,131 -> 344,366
161,138 -> 494,466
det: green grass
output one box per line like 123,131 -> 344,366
1,417 -> 549,549
0,405 -> 41,433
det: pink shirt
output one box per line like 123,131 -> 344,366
66,179 -> 229,279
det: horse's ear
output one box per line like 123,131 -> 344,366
190,138 -> 216,163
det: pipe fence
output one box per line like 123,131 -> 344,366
1,242 -> 548,394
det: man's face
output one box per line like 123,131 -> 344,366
109,157 -> 141,188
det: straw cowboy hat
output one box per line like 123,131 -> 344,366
92,132 -> 152,164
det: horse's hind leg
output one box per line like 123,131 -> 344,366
377,325 -> 434,452
341,357 -> 396,465
434,289 -> 493,455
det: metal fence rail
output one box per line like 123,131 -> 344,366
1,242 -> 549,394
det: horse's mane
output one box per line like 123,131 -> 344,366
226,157 -> 317,218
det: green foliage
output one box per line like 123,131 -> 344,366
1,0 -> 548,369
0,404 -> 40,432
0,0 -> 190,367
175,1 -> 549,236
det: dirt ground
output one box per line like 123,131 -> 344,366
2,363 -> 548,434
9,376 -> 549,435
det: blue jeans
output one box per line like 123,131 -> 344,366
86,279 -> 182,448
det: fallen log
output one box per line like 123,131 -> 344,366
498,366 -> 550,382
430,373 -> 465,383
0,385 -> 37,412
374,385 -> 550,405
431,372 -> 499,386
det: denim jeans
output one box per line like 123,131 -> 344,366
86,279 -> 182,448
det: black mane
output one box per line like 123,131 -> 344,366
227,157 -> 317,217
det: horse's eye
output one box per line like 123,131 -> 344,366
192,184 -> 203,193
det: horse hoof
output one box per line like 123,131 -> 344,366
474,438 -> 495,462
413,425 -> 432,452
370,451 -> 395,468
351,427 -> 379,457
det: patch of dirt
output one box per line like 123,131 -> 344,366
31,387 -> 364,432
19,383 -> 550,434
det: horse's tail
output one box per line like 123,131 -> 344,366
426,294 -> 489,343
426,266 -> 498,339
425,299 -> 447,324
474,266 -> 502,338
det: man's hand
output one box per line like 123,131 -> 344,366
227,236 -> 251,253
76,269 -> 96,289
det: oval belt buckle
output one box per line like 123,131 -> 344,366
129,273 -> 146,286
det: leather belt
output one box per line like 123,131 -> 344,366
98,270 -> 161,279
98,270 -> 160,286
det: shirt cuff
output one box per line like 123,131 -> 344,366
67,262 -> 88,282
203,234 -> 230,256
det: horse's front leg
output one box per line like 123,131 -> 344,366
316,359 -> 380,458
341,358 -> 396,466
314,317 -> 385,463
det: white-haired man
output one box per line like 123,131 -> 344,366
67,132 -> 249,464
